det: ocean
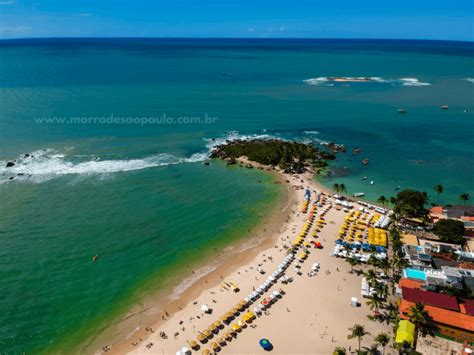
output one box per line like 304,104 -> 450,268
0,38 -> 473,352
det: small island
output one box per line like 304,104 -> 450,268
210,139 -> 336,174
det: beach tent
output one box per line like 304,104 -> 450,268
201,304 -> 211,313
395,320 -> 415,346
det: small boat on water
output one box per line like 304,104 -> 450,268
397,108 -> 407,113
441,105 -> 449,110
370,181 -> 374,185
352,192 -> 365,198
361,176 -> 367,180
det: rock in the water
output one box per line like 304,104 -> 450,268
203,161 -> 210,166
24,154 -> 30,158
6,161 -> 15,168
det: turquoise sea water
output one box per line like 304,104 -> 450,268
0,38 -> 473,352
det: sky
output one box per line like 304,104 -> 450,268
0,0 -> 473,41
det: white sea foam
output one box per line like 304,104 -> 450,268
303,76 -> 431,87
399,78 -> 431,87
303,130 -> 320,135
464,78 -> 474,83
0,149 -> 208,185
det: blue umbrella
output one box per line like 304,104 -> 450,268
259,338 -> 272,350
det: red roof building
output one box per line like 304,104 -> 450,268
401,287 -> 459,311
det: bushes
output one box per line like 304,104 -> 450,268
433,219 -> 465,245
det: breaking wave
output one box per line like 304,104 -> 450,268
464,78 -> 474,83
0,149 -> 207,185
303,76 -> 431,87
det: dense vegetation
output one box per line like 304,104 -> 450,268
210,139 -> 336,174
391,189 -> 429,220
433,218 -> 466,245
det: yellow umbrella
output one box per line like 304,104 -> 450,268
231,323 -> 241,332
197,333 -> 207,343
201,350 -> 211,355
188,340 -> 199,350
211,342 -> 220,351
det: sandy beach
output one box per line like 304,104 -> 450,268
102,163 -> 392,354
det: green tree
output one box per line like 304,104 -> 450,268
368,255 -> 381,271
392,189 -> 429,219
375,332 -> 390,355
459,193 -> 470,206
332,346 -> 347,355
339,184 -> 347,194
407,302 -> 430,344
366,296 -> 382,311
347,324 -> 370,353
365,269 -> 378,287
433,219 -> 465,245
346,257 -> 360,273
433,184 -> 444,203
333,183 -> 340,194
377,195 -> 388,209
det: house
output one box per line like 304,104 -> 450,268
399,284 -> 474,343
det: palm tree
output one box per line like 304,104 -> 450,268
367,255 -> 380,271
347,324 -> 370,353
366,296 -> 382,312
346,257 -> 360,273
333,183 -> 340,194
433,184 -> 444,203
377,195 -> 388,209
365,269 -> 378,287
459,193 -> 470,206
332,346 -> 347,355
339,183 -> 347,194
375,332 -> 390,355
407,302 -> 430,344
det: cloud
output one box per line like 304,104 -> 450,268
0,26 -> 32,37
0,1 -> 15,4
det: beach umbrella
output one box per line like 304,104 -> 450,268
201,350 -> 211,355
210,342 -> 220,351
181,347 -> 191,355
213,320 -> 223,328
187,340 -> 199,350
201,304 -> 211,313
259,338 -> 272,350
217,337 -> 226,346
197,333 -> 207,343
231,323 -> 241,332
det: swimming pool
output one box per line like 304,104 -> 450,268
404,268 -> 427,281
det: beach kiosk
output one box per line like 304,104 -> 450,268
395,320 -> 415,346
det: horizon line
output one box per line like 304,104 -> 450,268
1,36 -> 473,44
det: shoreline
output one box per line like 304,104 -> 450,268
88,163 -> 294,354
104,158 -> 391,354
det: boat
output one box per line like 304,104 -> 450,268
370,181 -> 374,185
360,176 -> 367,180
441,105 -> 448,110
397,108 -> 407,113
352,192 -> 365,198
